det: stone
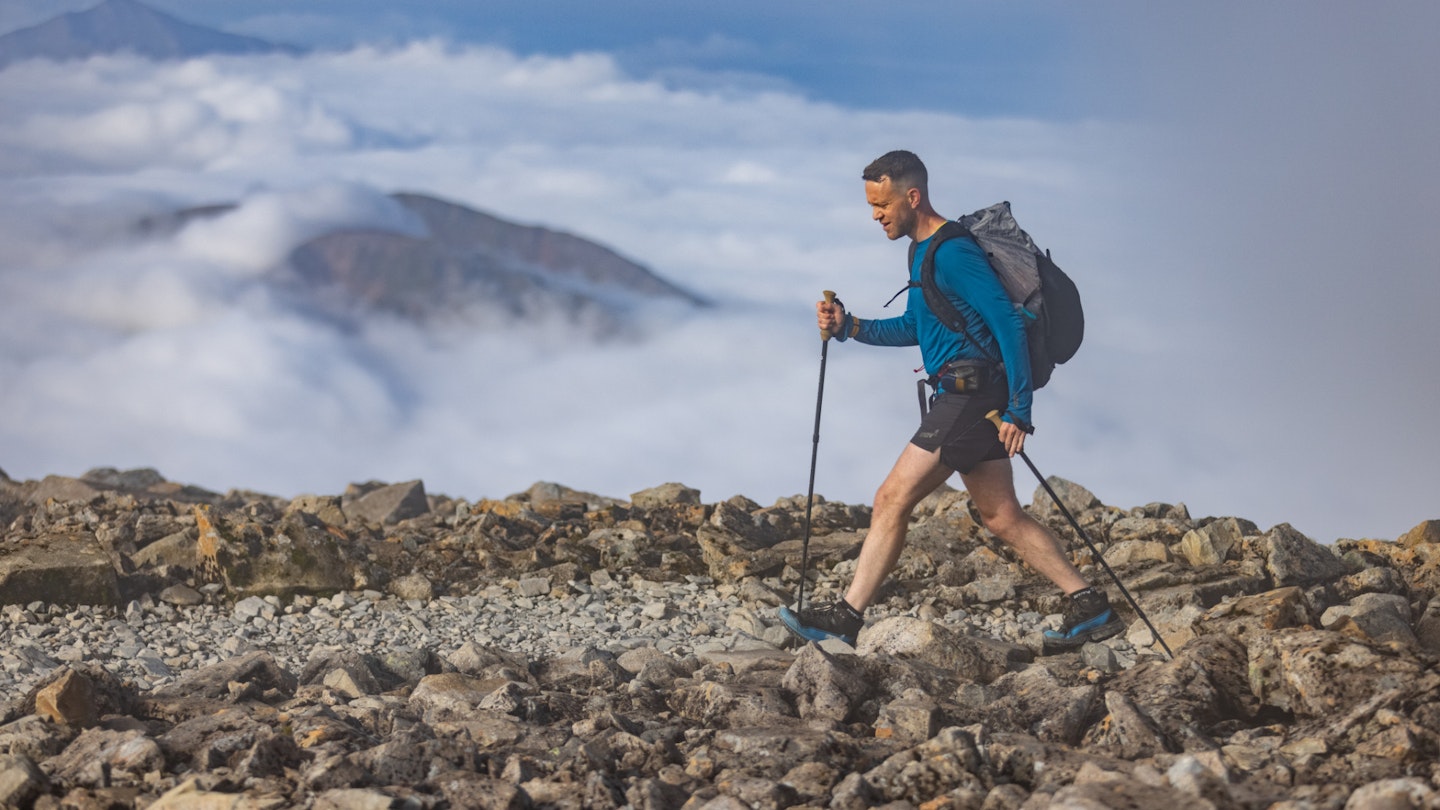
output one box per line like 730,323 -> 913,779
856,616 -> 1029,685
693,647 -> 794,675
83,467 -> 167,490
668,680 -> 795,728
1165,754 -> 1236,807
631,483 -> 701,509
194,505 -> 352,597
1177,518 -> 1243,567
25,475 -> 105,505
0,754 -> 49,809
343,480 -> 429,525
517,576 -> 552,597
974,664 -> 1100,745
1080,643 -> 1121,673
322,667 -> 377,699
1262,523 -> 1347,586
434,771 -> 530,809
147,777 -> 287,809
151,650 -> 298,700
1046,778 -> 1215,810
873,696 -> 939,744
0,715 -> 66,761
159,583 -> 205,606
1321,592 -> 1417,647
447,642 -> 532,681
1334,564 -> 1409,601
1031,477 -> 1099,518
34,668 -> 96,727
1397,519 -> 1440,550
1202,586 -> 1312,645
234,595 -> 269,620
313,788 -> 402,810
1414,597 -> 1440,654
1247,629 -> 1434,719
7,468 -> 1440,810
1344,778 -> 1436,809
780,644 -> 870,722
1107,517 -> 1191,546
1103,540 -> 1172,567
286,494 -> 349,527
1082,690 -> 1174,759
408,672 -> 492,723
963,574 -> 1016,603
695,525 -> 785,583
1105,633 -> 1257,748
133,531 -> 199,570
388,572 -> 435,602
860,727 -> 984,805
0,531 -> 122,606
46,728 -> 165,786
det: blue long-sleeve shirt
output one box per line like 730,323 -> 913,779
841,230 -> 1034,426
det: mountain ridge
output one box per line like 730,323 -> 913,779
0,0 -> 300,69
137,190 -> 707,334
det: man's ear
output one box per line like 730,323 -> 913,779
906,186 -> 922,209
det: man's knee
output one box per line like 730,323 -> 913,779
874,476 -> 932,521
873,480 -> 912,517
978,502 -> 1030,540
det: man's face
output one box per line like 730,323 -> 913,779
865,177 -> 915,241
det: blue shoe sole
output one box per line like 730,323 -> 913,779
1041,610 -> 1125,654
778,606 -> 857,647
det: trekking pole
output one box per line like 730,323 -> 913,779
985,411 -> 1174,660
796,291 -> 836,613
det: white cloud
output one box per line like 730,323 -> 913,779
0,13 -> 1435,546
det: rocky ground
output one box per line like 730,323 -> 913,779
1,466 -> 1439,809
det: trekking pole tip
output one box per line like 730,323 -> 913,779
821,290 -> 836,341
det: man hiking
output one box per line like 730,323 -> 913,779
778,150 -> 1122,655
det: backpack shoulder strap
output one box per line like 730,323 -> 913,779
918,221 -> 1005,364
918,221 -> 973,334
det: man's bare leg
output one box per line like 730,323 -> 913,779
843,443 -> 955,611
959,458 -> 1088,594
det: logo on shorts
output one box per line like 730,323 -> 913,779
917,430 -> 938,439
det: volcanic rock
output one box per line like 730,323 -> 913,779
0,469 -> 1437,808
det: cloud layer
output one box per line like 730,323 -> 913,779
1,6 -> 1436,545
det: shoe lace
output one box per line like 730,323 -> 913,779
1061,591 -> 1106,630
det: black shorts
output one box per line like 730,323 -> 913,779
910,387 -> 1010,474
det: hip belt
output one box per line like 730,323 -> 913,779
917,359 -> 1002,415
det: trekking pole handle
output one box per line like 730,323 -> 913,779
821,290 -> 836,341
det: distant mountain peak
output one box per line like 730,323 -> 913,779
286,193 -> 708,332
134,191 -> 707,339
0,0 -> 300,69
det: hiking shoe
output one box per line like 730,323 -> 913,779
778,599 -> 863,647
1041,587 -> 1125,655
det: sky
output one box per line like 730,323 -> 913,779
0,1 -> 1436,544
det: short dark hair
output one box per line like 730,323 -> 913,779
862,150 -> 927,192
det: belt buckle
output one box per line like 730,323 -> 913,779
947,366 -> 978,392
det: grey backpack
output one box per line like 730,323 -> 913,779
908,201 -> 1084,389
